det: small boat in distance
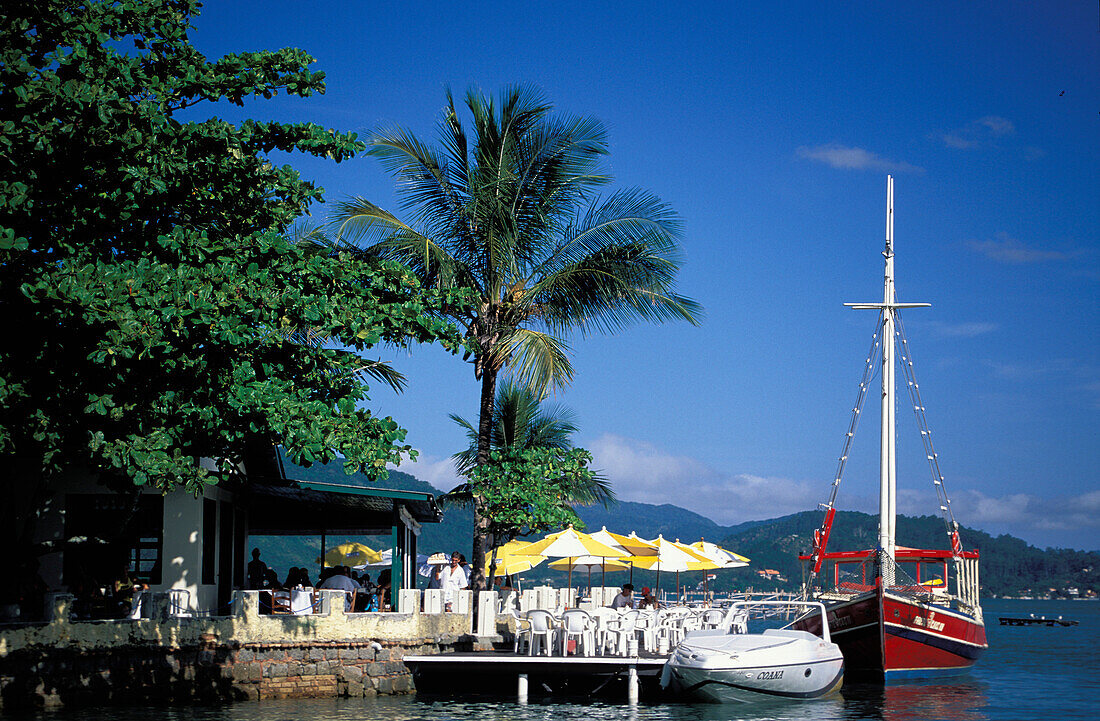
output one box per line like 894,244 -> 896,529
999,615 -> 1079,627
791,177 -> 988,679
662,601 -> 844,703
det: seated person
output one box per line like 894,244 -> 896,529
111,562 -> 146,619
319,565 -> 360,610
374,569 -> 392,611
637,587 -> 658,609
610,583 -> 634,610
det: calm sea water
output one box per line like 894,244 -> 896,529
4,599 -> 1096,721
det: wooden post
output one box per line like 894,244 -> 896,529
518,673 -> 528,704
627,664 -> 639,703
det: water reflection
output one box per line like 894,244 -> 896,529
841,679 -> 989,721
0,691 -> 987,721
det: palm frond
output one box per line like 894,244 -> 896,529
354,358 -> 407,394
518,188 -> 703,335
496,328 -> 575,395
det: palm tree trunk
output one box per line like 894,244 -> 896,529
468,366 -> 499,592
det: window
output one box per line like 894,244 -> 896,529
202,498 -> 217,585
64,494 -> 164,586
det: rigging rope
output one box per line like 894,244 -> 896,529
805,317 -> 882,590
894,313 -> 962,555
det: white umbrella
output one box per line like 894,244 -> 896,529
511,525 -> 627,594
588,527 -> 657,588
689,538 -> 749,600
629,535 -> 711,601
354,549 -> 428,571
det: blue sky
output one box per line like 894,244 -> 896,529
190,1 -> 1098,550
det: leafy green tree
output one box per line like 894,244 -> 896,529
0,0 -> 464,565
447,379 -> 614,578
469,445 -> 596,579
449,378 -> 612,501
332,86 -> 702,588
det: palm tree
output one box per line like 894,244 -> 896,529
331,86 -> 702,589
448,377 -> 614,500
446,379 -> 615,580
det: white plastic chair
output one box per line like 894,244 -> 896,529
126,591 -> 145,620
635,609 -> 660,652
512,611 -> 531,654
605,609 -> 640,656
590,607 -> 620,655
725,606 -> 749,634
167,589 -> 192,618
700,608 -> 725,630
522,609 -> 559,656
560,609 -> 596,656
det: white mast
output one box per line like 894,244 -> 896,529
844,176 -> 930,577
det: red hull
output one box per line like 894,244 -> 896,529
794,585 -> 987,679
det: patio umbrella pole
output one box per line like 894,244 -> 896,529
319,531 -> 326,579
567,556 -> 573,606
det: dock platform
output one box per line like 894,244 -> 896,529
403,652 -> 669,702
999,616 -> 1078,627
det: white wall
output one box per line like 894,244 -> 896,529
32,471 -> 232,613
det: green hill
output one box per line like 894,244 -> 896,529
718,510 -> 1100,598
249,463 -> 1099,598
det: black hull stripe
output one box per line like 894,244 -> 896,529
673,657 -> 844,671
886,624 -> 985,661
680,667 -> 845,700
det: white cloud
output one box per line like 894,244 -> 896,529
977,116 -> 1015,135
406,453 -> 461,493
587,433 -> 823,525
796,144 -> 923,173
929,321 -> 998,338
892,487 -> 1100,549
966,233 -> 1071,264
937,116 -> 1016,150
587,434 -> 1100,549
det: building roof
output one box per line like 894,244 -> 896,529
243,478 -> 443,535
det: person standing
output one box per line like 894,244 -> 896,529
246,548 -> 267,590
439,551 -> 469,612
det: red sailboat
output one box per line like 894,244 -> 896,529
792,177 -> 988,680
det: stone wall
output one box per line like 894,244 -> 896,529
0,590 -> 497,710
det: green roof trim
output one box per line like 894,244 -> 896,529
295,480 -> 436,503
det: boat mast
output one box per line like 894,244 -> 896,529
881,176 -> 897,563
845,176 -> 930,579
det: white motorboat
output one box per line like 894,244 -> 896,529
661,601 -> 843,703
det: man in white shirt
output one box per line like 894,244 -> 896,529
438,552 -> 469,612
319,566 -> 360,610
610,583 -> 635,610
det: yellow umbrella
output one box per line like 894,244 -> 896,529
511,525 -> 627,559
590,527 -> 659,557
588,527 -> 658,587
484,539 -> 546,577
316,542 -> 383,568
511,525 -> 627,595
548,556 -> 631,592
690,539 -> 750,567
690,538 -> 750,600
627,535 -> 712,601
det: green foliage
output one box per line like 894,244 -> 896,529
468,446 -> 593,544
330,85 -> 700,586
446,378 -> 615,508
718,511 -> 1100,597
0,0 -> 464,499
332,86 -> 702,395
